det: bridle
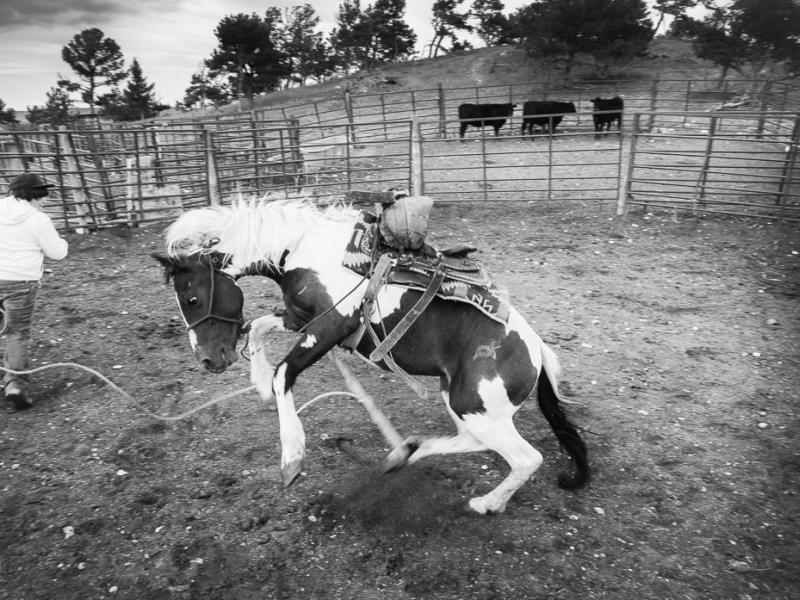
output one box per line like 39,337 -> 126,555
184,256 -> 245,332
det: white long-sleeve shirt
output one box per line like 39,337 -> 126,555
0,195 -> 68,281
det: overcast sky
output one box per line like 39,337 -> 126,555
0,0 -> 537,111
0,0 -> 684,112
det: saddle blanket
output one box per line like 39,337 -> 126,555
342,211 -> 510,324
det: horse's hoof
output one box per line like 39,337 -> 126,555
383,450 -> 409,473
382,440 -> 419,473
468,496 -> 505,515
281,460 -> 303,486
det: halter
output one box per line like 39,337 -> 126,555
184,256 -> 245,332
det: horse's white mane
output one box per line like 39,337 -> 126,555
165,197 -> 359,266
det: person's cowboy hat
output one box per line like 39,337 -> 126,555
8,173 -> 56,196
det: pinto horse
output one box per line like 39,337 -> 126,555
152,199 -> 589,514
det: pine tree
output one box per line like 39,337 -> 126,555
183,68 -> 232,109
98,59 -> 168,121
0,98 -> 18,125
330,0 -> 368,73
206,13 -> 290,105
281,4 -> 333,86
471,0 -> 511,46
59,28 -> 127,114
430,0 -> 473,57
26,87 -> 72,127
674,0 -> 800,85
514,0 -> 653,76
366,0 -> 417,65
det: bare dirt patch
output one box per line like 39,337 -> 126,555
1,201 -> 798,600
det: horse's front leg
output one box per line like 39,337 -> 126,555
246,313 -> 309,485
271,320 -> 355,486
247,313 -> 290,401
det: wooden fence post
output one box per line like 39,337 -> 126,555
618,114 -> 640,216
411,119 -> 423,195
149,127 -> 164,186
437,83 -> 447,139
344,89 -> 356,143
757,80 -> 773,136
647,76 -> 660,131
344,124 -> 353,192
203,126 -> 220,205
83,130 -> 116,217
776,116 -> 800,212
57,127 -> 92,231
67,129 -> 98,226
694,116 -> 718,208
51,131 -> 71,230
277,129 -> 289,197
682,80 -> 692,126
481,131 -> 488,203
312,101 -> 322,130
380,93 -> 388,140
250,112 -> 261,186
285,119 -> 302,193
546,124 -> 553,201
10,133 -> 29,171
125,131 -> 144,224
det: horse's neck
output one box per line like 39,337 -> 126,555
226,204 -> 355,277
226,206 -> 306,270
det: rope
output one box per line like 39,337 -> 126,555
297,390 -> 362,415
0,363 -> 256,422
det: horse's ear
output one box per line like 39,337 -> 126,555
151,252 -> 177,283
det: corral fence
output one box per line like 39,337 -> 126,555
1,78 -> 798,229
622,111 -> 800,220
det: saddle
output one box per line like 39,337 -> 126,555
340,200 -> 510,370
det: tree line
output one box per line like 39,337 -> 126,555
0,0 -> 797,128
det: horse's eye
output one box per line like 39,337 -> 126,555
187,297 -> 199,306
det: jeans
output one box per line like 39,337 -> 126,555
1,280 -> 39,393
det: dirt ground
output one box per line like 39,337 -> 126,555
1,200 -> 798,600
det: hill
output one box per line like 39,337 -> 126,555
168,38 -> 724,119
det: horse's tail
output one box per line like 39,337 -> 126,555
537,343 -> 590,489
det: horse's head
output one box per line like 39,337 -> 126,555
152,252 -> 244,373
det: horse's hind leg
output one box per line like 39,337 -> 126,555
459,413 -> 543,514
397,408 -> 542,514
385,386 -> 488,469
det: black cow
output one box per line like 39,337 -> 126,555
591,96 -> 624,136
521,101 -> 576,137
458,103 -> 516,139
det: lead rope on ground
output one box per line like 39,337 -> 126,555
0,362 -> 392,428
0,363 -> 256,421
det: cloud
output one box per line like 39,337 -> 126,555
0,0 -> 181,29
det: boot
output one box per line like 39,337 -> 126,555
4,381 -> 33,410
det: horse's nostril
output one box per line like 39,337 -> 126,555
226,348 -> 238,364
200,358 -> 214,371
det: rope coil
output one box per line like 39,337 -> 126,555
0,363 -> 256,421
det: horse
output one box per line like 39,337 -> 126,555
152,198 -> 589,514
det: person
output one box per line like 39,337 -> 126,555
0,173 -> 68,409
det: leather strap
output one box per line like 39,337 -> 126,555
369,263 -> 445,362
356,253 -> 428,399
